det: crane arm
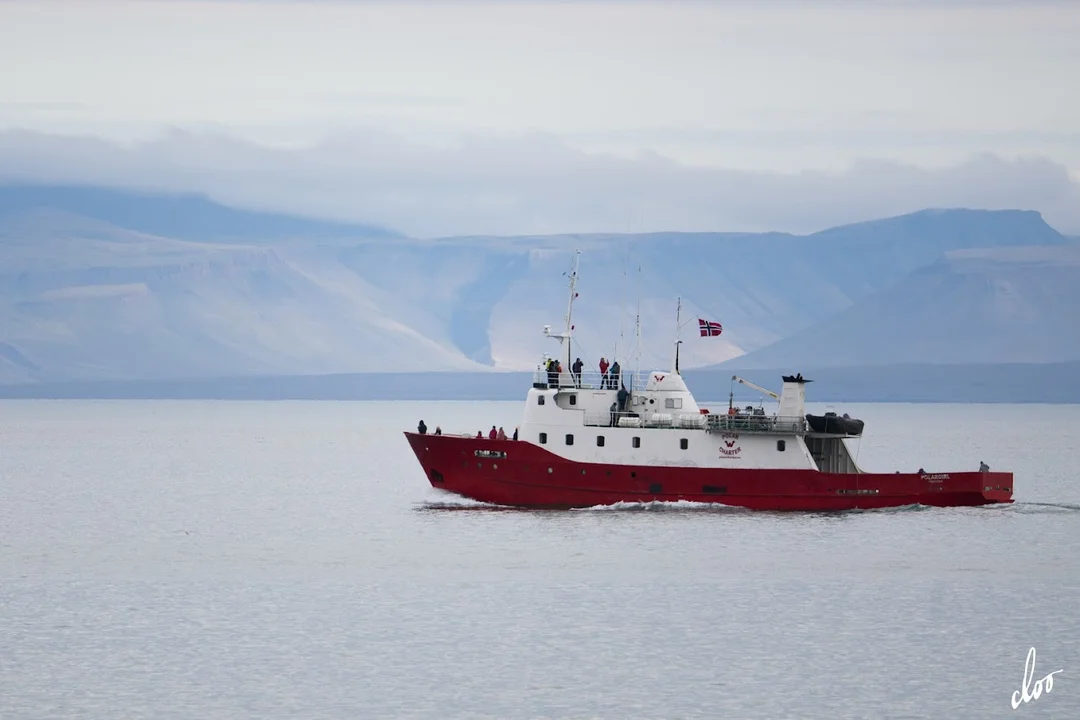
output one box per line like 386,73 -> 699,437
731,375 -> 779,400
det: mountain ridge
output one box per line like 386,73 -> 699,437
716,243 -> 1080,370
0,184 -> 400,242
0,183 -> 1074,384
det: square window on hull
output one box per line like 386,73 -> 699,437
539,433 -> 547,444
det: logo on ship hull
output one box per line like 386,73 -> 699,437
719,432 -> 741,457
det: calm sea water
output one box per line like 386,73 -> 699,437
2,399 -> 1079,720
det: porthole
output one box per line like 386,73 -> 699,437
777,440 -> 786,452
539,432 -> 547,444
680,438 -> 688,450
632,436 -> 641,448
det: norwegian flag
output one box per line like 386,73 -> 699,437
698,318 -> 723,337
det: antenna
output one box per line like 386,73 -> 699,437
673,296 -> 683,374
616,247 -> 628,362
633,264 -> 642,387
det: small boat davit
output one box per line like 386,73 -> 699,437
403,252 -> 1014,511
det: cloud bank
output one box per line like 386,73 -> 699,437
1,128 -> 1077,237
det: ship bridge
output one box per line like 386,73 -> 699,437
528,367 -> 706,430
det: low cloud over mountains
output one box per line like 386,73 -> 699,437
1,129 -> 1078,238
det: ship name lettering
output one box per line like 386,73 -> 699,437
923,473 -> 950,481
1011,647 -> 1062,709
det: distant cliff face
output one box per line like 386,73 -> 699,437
717,244 -> 1080,369
0,185 -> 1074,383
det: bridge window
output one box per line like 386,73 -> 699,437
537,395 -> 545,405
565,434 -> 574,446
539,432 -> 547,444
596,435 -> 605,447
569,394 -> 577,405
632,436 -> 641,448
680,438 -> 688,450
665,398 -> 683,409
777,440 -> 786,452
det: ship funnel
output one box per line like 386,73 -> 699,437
778,374 -> 811,418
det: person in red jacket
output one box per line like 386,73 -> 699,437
488,425 -> 498,440
599,357 -> 609,388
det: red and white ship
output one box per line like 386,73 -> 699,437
405,253 -> 1014,511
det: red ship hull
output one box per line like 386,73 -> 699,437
405,433 -> 1014,511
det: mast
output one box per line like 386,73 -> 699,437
563,250 -> 581,369
542,249 -> 581,373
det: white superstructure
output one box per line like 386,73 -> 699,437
519,251 -> 864,474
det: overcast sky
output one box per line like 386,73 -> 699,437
1,0 -> 1078,236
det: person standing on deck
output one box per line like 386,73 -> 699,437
417,420 -> 427,434
599,357 -> 609,388
617,384 -> 629,413
572,357 -> 583,387
488,426 -> 498,440
609,360 -> 621,390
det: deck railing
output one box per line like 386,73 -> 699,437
533,368 -> 654,392
706,413 -> 807,435
582,410 -> 707,429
